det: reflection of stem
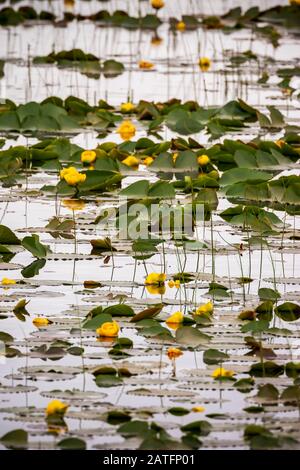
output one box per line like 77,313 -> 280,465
172,359 -> 176,378
258,235 -> 263,290
72,209 -> 77,283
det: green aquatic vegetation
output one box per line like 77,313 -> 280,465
33,49 -> 124,79
0,96 -> 284,138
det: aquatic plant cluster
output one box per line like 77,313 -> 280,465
0,0 -> 299,451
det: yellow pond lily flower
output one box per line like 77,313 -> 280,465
275,139 -> 285,148
81,150 -> 97,164
139,60 -> 154,70
1,278 -> 16,286
195,301 -> 213,316
122,155 -> 140,168
60,167 -> 86,186
198,154 -> 210,166
176,21 -> 186,32
33,317 -> 51,327
117,121 -> 136,141
144,156 -> 154,166
212,367 -> 235,379
168,280 -> 180,288
192,406 -> 205,413
167,347 -> 183,360
121,102 -> 135,113
96,321 -> 120,338
166,311 -> 184,324
46,400 -> 69,417
145,272 -> 166,285
145,272 -> 166,295
151,0 -> 164,10
199,57 -> 211,72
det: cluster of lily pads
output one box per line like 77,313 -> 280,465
0,0 -> 300,453
0,95 -> 296,139
33,49 -> 124,79
0,3 -> 299,49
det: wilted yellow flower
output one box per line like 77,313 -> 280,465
166,311 -> 184,324
275,139 -> 285,148
139,60 -> 154,70
96,321 -> 120,338
212,367 -> 235,379
195,301 -> 213,316
62,199 -> 85,211
192,406 -> 205,412
144,156 -> 154,166
151,0 -> 164,9
167,347 -> 183,360
60,167 -> 86,186
199,57 -> 211,72
46,400 -> 68,417
33,317 -> 51,327
122,155 -> 140,168
151,35 -> 163,46
198,154 -> 210,166
81,150 -> 96,164
1,278 -> 16,286
64,0 -> 75,10
121,102 -> 135,113
176,21 -> 186,31
117,121 -> 136,141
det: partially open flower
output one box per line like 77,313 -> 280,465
60,167 -> 86,186
199,57 -> 211,72
144,156 -> 154,166
195,301 -> 213,316
275,139 -> 285,148
96,321 -> 120,338
117,121 -> 136,140
167,347 -> 183,360
122,155 -> 140,168
1,278 -> 16,286
166,311 -> 184,324
81,150 -> 97,164
46,400 -> 68,417
192,406 -> 205,412
212,367 -> 235,379
121,102 -> 135,113
33,317 -> 51,327
172,153 -> 179,163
